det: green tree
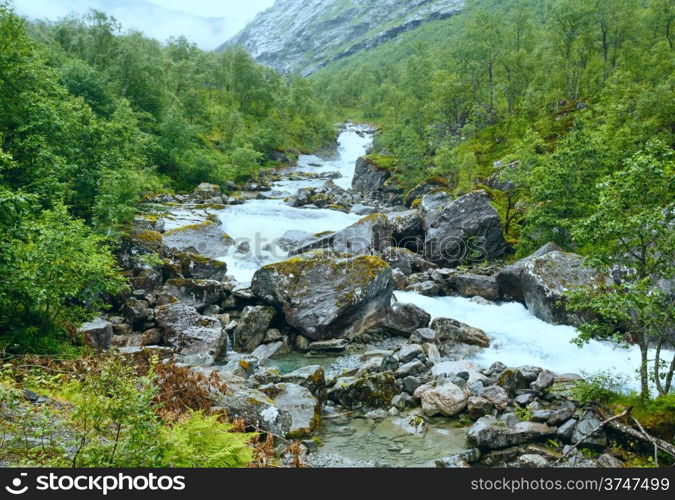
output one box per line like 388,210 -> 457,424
569,141 -> 674,398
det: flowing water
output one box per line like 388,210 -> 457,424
190,123 -> 653,465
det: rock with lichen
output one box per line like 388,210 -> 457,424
251,250 -> 395,340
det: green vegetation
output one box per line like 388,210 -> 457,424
0,354 -> 254,467
0,3 -> 332,353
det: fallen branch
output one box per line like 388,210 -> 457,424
555,408 -> 632,464
606,418 -> 675,459
631,416 -> 658,467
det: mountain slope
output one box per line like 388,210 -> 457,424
220,0 -> 464,75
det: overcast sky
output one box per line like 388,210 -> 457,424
11,0 -> 276,49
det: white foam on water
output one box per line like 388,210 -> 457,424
213,124 -> 372,283
395,291 -> 655,393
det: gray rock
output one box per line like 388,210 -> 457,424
497,368 -> 528,396
213,383 -> 291,436
396,359 -> 427,378
410,328 -> 437,344
381,247 -> 435,275
163,221 -> 234,259
420,191 -> 453,212
78,318 -> 113,351
171,251 -> 228,281
122,298 -> 150,326
155,302 -> 227,361
281,365 -> 327,402
251,250 -> 394,340
423,343 -> 442,365
515,394 -> 535,407
402,376 -> 424,395
548,404 -> 576,426
352,156 -> 393,196
572,413 -> 608,449
331,214 -> 392,255
482,385 -> 510,411
556,418 -> 578,442
251,341 -> 284,361
432,317 -> 490,347
309,338 -> 348,353
531,410 -> 554,423
500,249 -> 609,326
381,301 -> 431,336
420,382 -> 470,416
467,416 -> 556,450
407,280 -> 441,296
233,306 -> 277,353
265,383 -> 321,439
397,344 -> 425,364
467,396 -> 494,419
163,279 -> 229,310
391,392 -> 415,410
518,454 -> 550,468
496,242 -> 562,302
448,274 -> 500,300
424,191 -> 508,267
531,370 -> 555,391
597,453 -> 624,468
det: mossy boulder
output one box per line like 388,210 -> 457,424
327,371 -> 397,410
263,383 -> 321,439
251,250 -> 395,340
496,242 -> 563,302
163,220 -> 234,259
518,250 -> 608,326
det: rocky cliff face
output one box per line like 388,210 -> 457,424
220,0 -> 464,75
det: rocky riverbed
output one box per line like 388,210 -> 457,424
78,123 -> 663,468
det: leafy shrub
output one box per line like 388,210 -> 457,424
572,370 -> 629,405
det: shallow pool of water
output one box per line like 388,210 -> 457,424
317,412 -> 468,468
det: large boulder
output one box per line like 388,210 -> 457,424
381,301 -> 431,336
233,306 -> 277,353
162,221 -> 234,260
352,155 -> 392,195
423,191 -> 508,267
467,416 -> 556,450
251,251 -> 395,340
331,214 -> 392,255
155,302 -> 227,361
431,317 -> 490,348
507,250 -> 608,326
496,242 -> 562,302
262,383 -> 321,438
419,382 -> 470,416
